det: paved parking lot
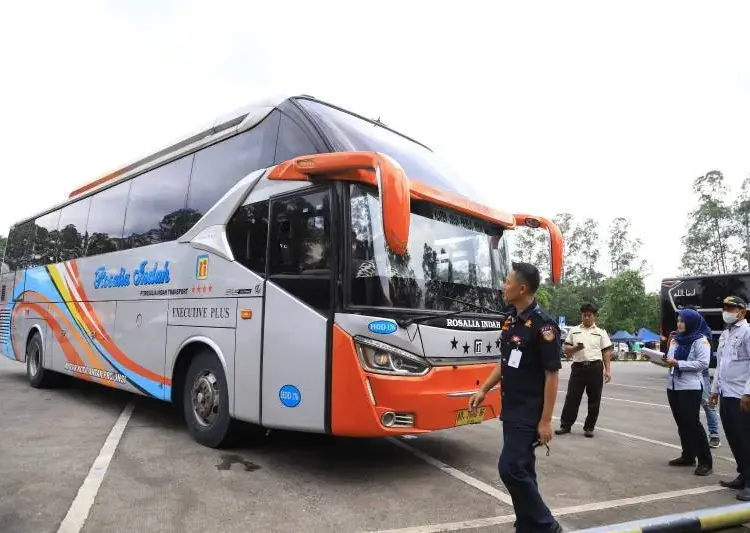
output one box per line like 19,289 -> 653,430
2,355 -> 749,533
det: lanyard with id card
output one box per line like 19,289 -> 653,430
509,348 -> 523,368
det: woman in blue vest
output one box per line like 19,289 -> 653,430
664,308 -> 713,476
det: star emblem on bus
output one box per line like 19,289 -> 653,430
495,338 -> 501,349
450,337 -> 458,350
462,342 -> 470,354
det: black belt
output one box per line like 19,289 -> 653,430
572,360 -> 602,367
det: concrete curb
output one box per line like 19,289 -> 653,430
571,502 -> 750,532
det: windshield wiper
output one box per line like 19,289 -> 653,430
397,297 -> 507,328
441,296 -> 506,316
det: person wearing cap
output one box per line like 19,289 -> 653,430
710,296 -> 750,500
555,303 -> 613,438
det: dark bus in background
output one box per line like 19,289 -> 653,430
660,272 -> 750,357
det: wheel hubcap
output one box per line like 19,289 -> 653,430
28,344 -> 40,377
191,370 -> 219,427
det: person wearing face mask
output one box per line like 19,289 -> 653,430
664,308 -> 713,476
710,296 -> 750,500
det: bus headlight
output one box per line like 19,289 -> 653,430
354,336 -> 430,376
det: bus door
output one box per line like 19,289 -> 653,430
260,186 -> 334,432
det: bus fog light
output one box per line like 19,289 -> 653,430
381,412 -> 396,427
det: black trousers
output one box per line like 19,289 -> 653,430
499,422 -> 557,533
667,388 -> 712,467
720,396 -> 750,486
559,360 -> 604,431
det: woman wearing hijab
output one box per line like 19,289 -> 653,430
664,308 -> 713,476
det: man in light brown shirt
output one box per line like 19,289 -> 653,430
555,303 -> 613,438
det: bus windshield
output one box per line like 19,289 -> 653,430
349,184 -> 510,313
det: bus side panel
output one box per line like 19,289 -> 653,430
233,296 -> 264,424
115,300 -> 169,399
260,282 -> 327,432
9,269 -> 39,363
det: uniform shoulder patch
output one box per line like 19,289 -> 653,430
540,324 -> 557,342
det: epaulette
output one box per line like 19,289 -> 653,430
534,307 -> 557,325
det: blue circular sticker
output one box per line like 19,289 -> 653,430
368,320 -> 398,335
279,384 -> 301,408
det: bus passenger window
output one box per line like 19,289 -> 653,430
186,116 -> 278,219
4,221 -> 35,271
31,210 -> 61,267
226,200 -> 269,276
268,189 -> 332,311
85,181 -> 130,256
57,197 -> 92,262
274,113 -> 318,164
122,155 -> 194,250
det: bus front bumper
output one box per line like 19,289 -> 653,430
331,326 -> 501,437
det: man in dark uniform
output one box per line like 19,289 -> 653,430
469,262 -> 563,533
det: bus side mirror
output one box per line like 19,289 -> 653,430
513,214 -> 564,285
269,152 -> 411,255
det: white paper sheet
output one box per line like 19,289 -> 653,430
641,347 -> 669,367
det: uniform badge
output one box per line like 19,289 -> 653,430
511,335 -> 521,344
540,325 -> 556,343
524,320 -> 532,328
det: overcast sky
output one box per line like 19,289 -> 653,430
2,1 -> 749,291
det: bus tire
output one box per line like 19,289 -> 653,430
26,332 -> 55,388
183,350 -> 234,448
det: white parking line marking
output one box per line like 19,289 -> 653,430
57,402 -> 135,533
561,377 -> 664,392
387,437 -> 514,506
551,416 -> 737,464
365,484 -> 728,533
557,389 -> 668,408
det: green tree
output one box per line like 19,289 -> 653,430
730,176 -> 750,271
0,234 -> 6,264
567,217 -> 604,286
681,170 -> 734,275
598,270 -> 656,333
536,285 -> 551,310
608,217 -> 645,276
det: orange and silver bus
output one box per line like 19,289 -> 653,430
0,95 -> 563,447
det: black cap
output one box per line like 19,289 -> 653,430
723,296 -> 747,308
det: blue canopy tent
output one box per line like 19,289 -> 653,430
636,328 -> 660,343
610,330 -> 641,343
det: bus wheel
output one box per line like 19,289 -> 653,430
183,350 -> 234,448
26,332 -> 55,388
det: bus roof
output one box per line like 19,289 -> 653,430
67,93 -> 295,200
661,271 -> 750,283
8,94 -> 442,229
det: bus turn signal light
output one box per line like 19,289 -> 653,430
240,309 -> 252,320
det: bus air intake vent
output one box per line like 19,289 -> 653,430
0,308 -> 11,346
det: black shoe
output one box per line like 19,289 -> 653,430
669,457 -> 696,467
720,476 -> 745,489
737,487 -> 750,501
555,427 -> 571,435
695,464 -> 713,476
584,429 -> 594,438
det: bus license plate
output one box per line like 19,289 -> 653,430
455,407 -> 486,426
